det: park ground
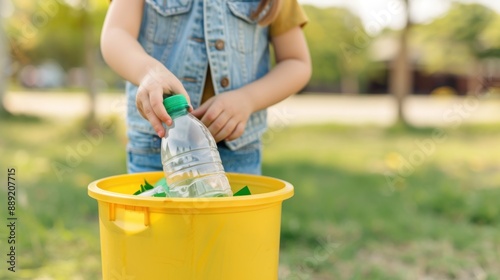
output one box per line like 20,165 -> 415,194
1,92 -> 500,279
5,91 -> 500,127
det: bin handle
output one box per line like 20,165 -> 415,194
108,203 -> 151,226
143,207 -> 150,226
109,203 -> 116,222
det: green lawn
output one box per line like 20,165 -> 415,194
1,116 -> 500,279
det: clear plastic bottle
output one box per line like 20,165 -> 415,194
160,95 -> 232,198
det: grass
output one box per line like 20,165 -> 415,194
269,124 -> 500,279
1,116 -> 500,279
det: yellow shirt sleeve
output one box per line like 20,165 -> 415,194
269,0 -> 309,37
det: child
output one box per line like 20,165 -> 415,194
101,0 -> 311,174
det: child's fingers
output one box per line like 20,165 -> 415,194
225,122 -> 245,141
150,88 -> 172,126
136,86 -> 149,120
141,99 -> 165,137
213,118 -> 237,143
191,98 -> 212,118
184,94 -> 194,112
164,78 -> 192,107
208,111 -> 229,138
199,100 -> 223,128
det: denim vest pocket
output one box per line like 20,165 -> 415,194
126,129 -> 163,172
145,0 -> 193,44
226,0 -> 260,53
127,129 -> 162,155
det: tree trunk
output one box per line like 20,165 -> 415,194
389,0 -> 412,125
82,1 -> 97,126
341,74 -> 359,94
467,60 -> 483,95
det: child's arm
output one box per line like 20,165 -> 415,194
192,26 -> 311,142
100,0 -> 189,137
241,26 -> 311,113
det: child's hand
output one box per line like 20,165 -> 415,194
136,68 -> 191,137
192,90 -> 253,142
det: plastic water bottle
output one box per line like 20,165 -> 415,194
160,94 -> 232,198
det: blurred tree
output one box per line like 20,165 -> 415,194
82,0 -> 97,125
480,13 -> 500,56
6,0 -> 107,69
0,18 -> 9,115
6,0 -> 108,124
479,13 -> 500,86
9,2 -> 80,69
389,0 -> 411,125
303,5 -> 372,93
414,3 -> 500,94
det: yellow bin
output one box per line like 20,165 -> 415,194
88,172 -> 294,280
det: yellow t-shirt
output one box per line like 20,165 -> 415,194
201,1 -> 308,104
269,0 -> 309,37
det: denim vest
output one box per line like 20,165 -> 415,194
126,0 -> 270,150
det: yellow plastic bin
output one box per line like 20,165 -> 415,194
88,172 -> 294,280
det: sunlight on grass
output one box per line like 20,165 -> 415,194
263,124 -> 500,279
2,117 -> 500,279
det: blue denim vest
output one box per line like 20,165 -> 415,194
126,0 -> 270,150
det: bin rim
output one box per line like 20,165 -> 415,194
88,172 -> 294,209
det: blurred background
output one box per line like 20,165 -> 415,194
1,0 -> 500,279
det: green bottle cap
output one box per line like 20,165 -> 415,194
163,95 -> 189,115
